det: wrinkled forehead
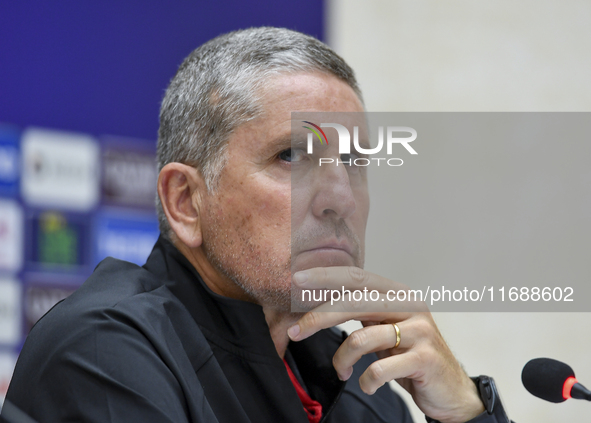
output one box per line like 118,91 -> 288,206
256,73 -> 364,118
218,73 -> 365,161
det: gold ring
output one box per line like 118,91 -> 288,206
392,323 -> 401,348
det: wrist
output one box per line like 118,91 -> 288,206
426,376 -> 510,423
425,376 -> 484,423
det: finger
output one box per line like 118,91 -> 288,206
332,323 -> 411,380
288,296 -> 421,341
292,267 -> 429,315
288,311 -> 362,342
309,291 -> 423,314
358,353 -> 420,395
293,266 -> 409,293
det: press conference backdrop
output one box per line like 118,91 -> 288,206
0,1 -> 324,405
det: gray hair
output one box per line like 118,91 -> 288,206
156,27 -> 363,237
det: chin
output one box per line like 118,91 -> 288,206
289,285 -> 326,313
291,249 -> 357,274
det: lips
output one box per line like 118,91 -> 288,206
299,239 -> 354,256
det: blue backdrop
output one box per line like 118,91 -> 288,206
0,1 -> 325,400
0,1 -> 324,140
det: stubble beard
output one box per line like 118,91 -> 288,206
201,206 -> 295,312
201,203 -> 364,313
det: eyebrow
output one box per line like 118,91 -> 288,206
275,134 -> 293,149
257,134 -> 292,159
269,130 -> 311,150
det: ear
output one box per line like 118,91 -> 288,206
157,163 -> 204,248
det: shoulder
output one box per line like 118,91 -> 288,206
24,256 -> 199,363
6,257 -> 205,421
25,258 -> 158,339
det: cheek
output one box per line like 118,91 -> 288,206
355,190 -> 370,235
255,189 -> 290,226
357,189 -> 370,225
290,184 -> 311,229
217,182 -> 291,246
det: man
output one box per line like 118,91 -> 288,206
2,28 -> 510,422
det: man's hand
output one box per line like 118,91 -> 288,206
288,266 -> 485,423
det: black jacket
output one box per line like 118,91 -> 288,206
3,237 -> 504,422
3,237 -> 413,422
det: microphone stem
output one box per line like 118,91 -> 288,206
571,383 -> 591,401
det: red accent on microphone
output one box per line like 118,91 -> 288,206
563,376 -> 578,400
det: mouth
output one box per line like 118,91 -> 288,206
299,239 -> 354,257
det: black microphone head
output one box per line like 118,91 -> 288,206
522,358 -> 575,403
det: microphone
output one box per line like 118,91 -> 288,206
522,358 -> 591,403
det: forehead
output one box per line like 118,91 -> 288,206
258,72 -> 364,120
223,73 -> 364,157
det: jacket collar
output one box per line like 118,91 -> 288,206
144,235 -> 277,358
143,236 -> 347,418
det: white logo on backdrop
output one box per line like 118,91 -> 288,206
21,128 -> 99,211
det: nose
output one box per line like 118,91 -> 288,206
311,162 -> 356,220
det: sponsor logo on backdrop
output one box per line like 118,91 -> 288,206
103,149 -> 157,208
0,200 -> 23,273
0,278 -> 22,346
302,121 -> 417,167
21,128 -> 99,211
94,210 -> 159,266
28,211 -> 89,270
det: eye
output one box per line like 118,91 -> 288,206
340,152 -> 360,163
278,148 -> 306,163
278,149 -> 292,162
